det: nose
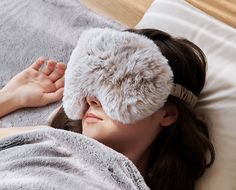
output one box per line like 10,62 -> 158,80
86,96 -> 102,107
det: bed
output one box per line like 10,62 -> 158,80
0,0 -> 236,189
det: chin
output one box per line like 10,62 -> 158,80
82,123 -> 104,140
82,119 -> 113,144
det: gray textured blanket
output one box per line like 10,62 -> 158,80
0,0 -> 126,127
0,128 -> 149,189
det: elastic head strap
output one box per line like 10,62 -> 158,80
170,84 -> 198,108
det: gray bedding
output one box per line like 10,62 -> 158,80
0,127 -> 149,189
0,0 -> 126,127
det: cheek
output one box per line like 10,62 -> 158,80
113,118 -> 161,141
107,120 -> 146,141
82,118 -> 135,143
81,118 -> 117,139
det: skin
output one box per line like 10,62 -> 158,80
0,57 -> 66,117
0,57 -> 66,138
82,96 -> 178,175
0,58 -> 178,176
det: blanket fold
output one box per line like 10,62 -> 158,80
0,128 -> 149,190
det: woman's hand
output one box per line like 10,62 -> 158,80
0,57 -> 66,117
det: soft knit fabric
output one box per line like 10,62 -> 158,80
0,128 -> 149,190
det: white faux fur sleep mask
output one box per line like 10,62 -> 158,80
63,27 -> 174,124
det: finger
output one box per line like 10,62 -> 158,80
31,57 -> 45,71
56,62 -> 67,71
54,77 -> 64,89
49,63 -> 66,82
43,88 -> 64,105
42,60 -> 57,75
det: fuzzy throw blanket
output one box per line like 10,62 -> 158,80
0,127 -> 149,189
0,0 -> 126,127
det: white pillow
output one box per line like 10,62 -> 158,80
135,0 -> 236,189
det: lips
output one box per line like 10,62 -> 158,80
83,112 -> 102,120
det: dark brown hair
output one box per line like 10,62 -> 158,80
124,28 -> 215,190
50,28 -> 215,190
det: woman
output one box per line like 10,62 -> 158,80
0,28 -> 215,190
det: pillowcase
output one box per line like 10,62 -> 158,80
135,0 -> 236,189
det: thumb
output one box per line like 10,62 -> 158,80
43,88 -> 64,105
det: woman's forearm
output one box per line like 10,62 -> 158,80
0,126 -> 49,139
0,90 -> 22,118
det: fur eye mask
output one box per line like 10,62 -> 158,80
63,27 -> 197,124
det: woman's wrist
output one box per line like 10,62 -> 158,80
0,89 -> 23,117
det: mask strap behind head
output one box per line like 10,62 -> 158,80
170,84 -> 198,108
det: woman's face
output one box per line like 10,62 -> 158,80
82,96 -> 167,154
